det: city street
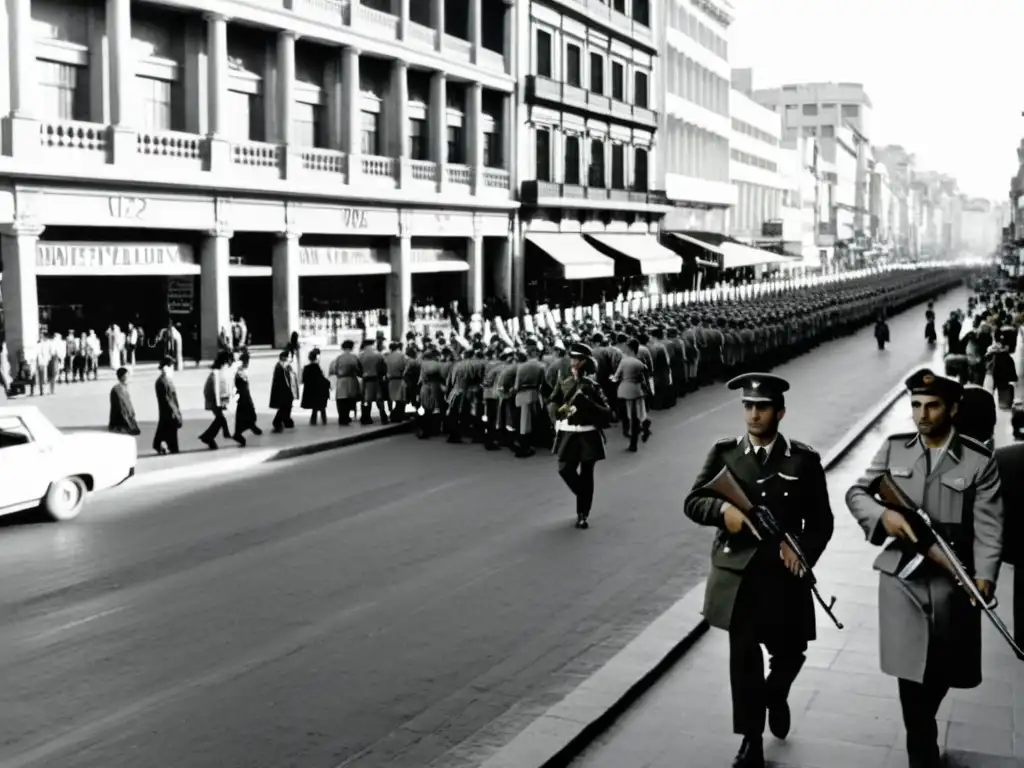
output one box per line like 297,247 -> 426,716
0,289 -> 964,768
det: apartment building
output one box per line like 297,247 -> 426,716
0,0 -> 517,362
873,144 -> 917,260
773,137 -> 819,271
515,0 -> 677,306
657,0 -> 737,277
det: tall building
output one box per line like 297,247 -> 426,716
516,0 -> 675,306
960,197 -> 1000,258
749,80 -> 874,262
658,0 -> 735,259
873,144 -> 917,260
0,0 -> 517,364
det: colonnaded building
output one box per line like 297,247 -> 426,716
0,0 -> 518,359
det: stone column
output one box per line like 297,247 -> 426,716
0,221 -> 43,372
107,0 -> 136,163
206,14 -> 230,172
510,226 -> 525,314
466,234 -> 484,313
3,0 -> 37,159
432,0 -> 445,52
392,60 -> 410,186
398,0 -> 410,41
387,235 -> 412,342
200,225 -> 232,359
341,47 -> 361,183
277,30 -> 301,179
430,72 -> 447,192
500,93 -> 512,173
504,0 -> 515,78
468,0 -> 481,64
468,82 -> 484,193
272,231 -> 301,349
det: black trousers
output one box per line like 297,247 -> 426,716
729,629 -> 807,737
272,404 -> 294,430
336,398 -> 355,425
898,677 -> 949,766
153,420 -> 180,454
200,407 -> 231,442
558,460 -> 596,520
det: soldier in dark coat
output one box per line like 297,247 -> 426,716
684,373 -> 834,768
847,370 -> 1003,768
300,348 -> 331,425
358,338 -> 388,425
384,341 -> 408,422
549,342 -> 612,529
153,357 -> 182,454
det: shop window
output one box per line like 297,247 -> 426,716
36,59 -> 88,121
589,53 -> 604,94
634,71 -> 648,108
633,147 -> 648,191
293,101 -> 322,148
447,125 -> 463,164
536,29 -> 552,78
611,61 -> 624,100
611,144 -> 625,189
483,130 -> 500,167
361,111 -> 379,155
566,44 -> 582,87
535,127 -> 551,181
137,76 -> 173,132
588,138 -> 605,187
409,118 -> 427,160
564,134 -> 580,185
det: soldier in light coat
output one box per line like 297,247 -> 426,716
610,338 -> 650,452
846,368 -> 1003,768
329,340 -> 362,426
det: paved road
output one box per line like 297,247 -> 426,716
0,289 -> 964,768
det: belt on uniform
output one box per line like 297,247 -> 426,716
555,422 -> 596,433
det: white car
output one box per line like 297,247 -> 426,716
0,405 -> 137,521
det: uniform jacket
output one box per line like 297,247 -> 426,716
684,433 -> 833,641
611,354 -> 649,400
648,340 -> 671,386
846,430 -> 1003,687
329,352 -> 363,400
417,359 -> 446,412
359,349 -> 386,380
482,360 -> 504,399
548,373 -> 612,465
514,358 -> 546,392
446,358 -> 474,397
385,351 -> 407,380
497,362 -> 518,399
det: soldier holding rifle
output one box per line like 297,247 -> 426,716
684,373 -> 834,768
846,368 -> 1004,768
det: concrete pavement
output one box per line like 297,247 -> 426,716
570,396 -> 1024,768
0,290 -> 967,768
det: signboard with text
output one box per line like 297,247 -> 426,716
297,247 -> 392,276
35,243 -> 200,275
167,276 -> 194,315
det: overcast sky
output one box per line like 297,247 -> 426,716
728,0 -> 1020,200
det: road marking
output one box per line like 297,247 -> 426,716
27,607 -> 128,644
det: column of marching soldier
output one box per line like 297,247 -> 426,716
321,267 -> 962,459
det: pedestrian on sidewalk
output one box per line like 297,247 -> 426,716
550,343 -> 613,530
232,350 -> 262,441
846,369 -> 1003,768
301,348 -> 330,426
153,357 -> 182,455
107,367 -> 141,436
200,352 -> 236,449
683,373 -> 833,768
269,350 -> 299,433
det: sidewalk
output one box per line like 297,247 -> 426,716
571,397 -> 1022,768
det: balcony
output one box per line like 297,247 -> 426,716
351,3 -> 399,40
137,130 -> 205,173
526,77 -> 658,128
232,141 -> 283,178
551,0 -> 655,52
407,20 -> 437,49
520,180 -> 666,207
444,35 -> 473,64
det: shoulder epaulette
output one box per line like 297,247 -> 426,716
789,439 -> 819,456
959,434 -> 994,457
715,436 -> 740,450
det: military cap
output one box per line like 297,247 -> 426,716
569,341 -> 593,358
727,372 -> 790,404
905,368 -> 962,403
592,332 -> 605,344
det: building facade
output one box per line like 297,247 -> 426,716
0,0 -> 518,362
515,0 -> 674,307
960,197 -> 999,258
727,81 -> 782,244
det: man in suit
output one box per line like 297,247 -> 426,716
846,369 -> 1003,768
153,356 -> 182,455
684,373 -> 834,768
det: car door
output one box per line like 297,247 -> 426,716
0,416 -> 53,510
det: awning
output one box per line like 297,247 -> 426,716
720,242 -> 796,269
585,234 -> 682,275
525,233 -> 615,280
666,232 -> 722,267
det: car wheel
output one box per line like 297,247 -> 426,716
43,476 -> 88,522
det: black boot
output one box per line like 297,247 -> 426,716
732,737 -> 764,768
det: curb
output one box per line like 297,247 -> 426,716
122,421 -> 413,491
477,365 -> 926,768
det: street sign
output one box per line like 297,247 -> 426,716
167,277 -> 194,315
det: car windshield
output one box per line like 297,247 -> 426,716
6,411 -> 63,444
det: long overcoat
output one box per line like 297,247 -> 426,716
548,373 -> 611,465
846,431 -> 1003,688
684,433 -> 834,643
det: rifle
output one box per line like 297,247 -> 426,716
695,465 -> 844,630
869,471 -> 1024,661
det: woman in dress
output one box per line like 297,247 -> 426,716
233,351 -> 262,442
